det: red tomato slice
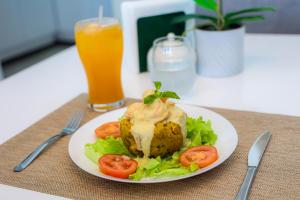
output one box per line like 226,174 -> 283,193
180,146 -> 218,168
99,155 -> 137,179
95,122 -> 120,139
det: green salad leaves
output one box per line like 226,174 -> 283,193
85,136 -> 132,164
129,152 -> 199,180
84,116 -> 217,180
186,116 -> 217,146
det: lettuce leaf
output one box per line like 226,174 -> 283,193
85,144 -> 102,164
129,152 -> 198,181
186,116 -> 217,146
84,136 -> 132,164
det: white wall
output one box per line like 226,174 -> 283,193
0,0 -> 113,74
0,0 -> 56,61
0,0 -> 113,59
54,0 -> 112,41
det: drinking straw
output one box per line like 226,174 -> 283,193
98,5 -> 103,24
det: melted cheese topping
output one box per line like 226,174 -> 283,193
124,90 -> 187,158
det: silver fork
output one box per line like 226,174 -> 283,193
14,111 -> 85,172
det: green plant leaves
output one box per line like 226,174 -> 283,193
194,0 -> 217,11
225,15 -> 265,28
224,7 -> 274,28
143,82 -> 180,104
225,7 -> 275,20
172,14 -> 217,24
173,3 -> 274,31
196,23 -> 217,30
143,94 -> 157,104
171,14 -> 218,31
161,91 -> 180,99
154,81 -> 161,90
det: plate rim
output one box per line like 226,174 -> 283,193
68,104 -> 238,184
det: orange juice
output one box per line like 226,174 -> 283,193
75,18 -> 124,111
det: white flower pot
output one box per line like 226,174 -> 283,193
196,26 -> 245,77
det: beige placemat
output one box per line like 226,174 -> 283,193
0,94 -> 299,200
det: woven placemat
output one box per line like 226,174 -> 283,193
0,94 -> 299,200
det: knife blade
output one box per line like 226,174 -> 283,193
248,131 -> 272,167
235,131 -> 272,200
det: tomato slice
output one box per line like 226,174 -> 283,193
99,155 -> 138,179
95,122 -> 121,139
180,146 -> 218,168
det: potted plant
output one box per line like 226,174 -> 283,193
173,0 -> 274,77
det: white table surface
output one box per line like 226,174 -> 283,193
1,34 -> 300,199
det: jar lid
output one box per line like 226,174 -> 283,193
153,33 -> 191,65
154,33 -> 185,47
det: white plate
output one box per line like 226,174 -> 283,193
68,104 -> 238,183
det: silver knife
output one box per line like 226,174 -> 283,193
235,131 -> 272,200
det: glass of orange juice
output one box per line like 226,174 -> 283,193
75,17 -> 124,112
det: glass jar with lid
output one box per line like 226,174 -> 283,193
147,33 -> 196,95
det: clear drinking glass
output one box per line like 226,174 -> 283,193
148,33 -> 196,95
75,17 -> 124,111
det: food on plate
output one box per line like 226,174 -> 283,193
120,82 -> 185,158
85,82 -> 218,180
121,119 -> 183,158
95,121 -> 120,139
180,146 -> 218,168
99,154 -> 138,179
